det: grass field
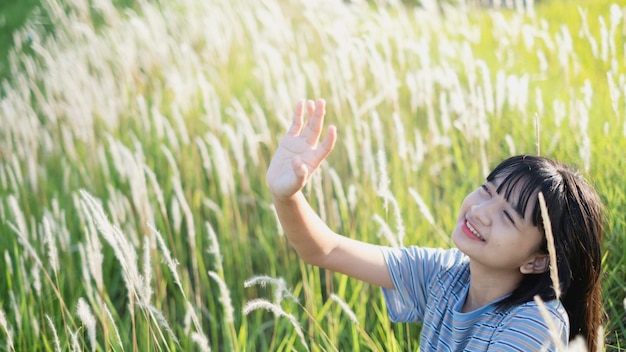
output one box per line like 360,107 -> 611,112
0,0 -> 625,350
0,0 -> 39,84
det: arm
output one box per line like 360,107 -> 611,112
267,99 -> 393,288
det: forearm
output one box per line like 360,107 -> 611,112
272,191 -> 338,266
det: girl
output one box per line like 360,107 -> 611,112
266,99 -> 603,351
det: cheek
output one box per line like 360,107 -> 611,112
459,192 -> 478,212
456,200 -> 471,222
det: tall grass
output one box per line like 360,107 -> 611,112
0,0 -> 624,350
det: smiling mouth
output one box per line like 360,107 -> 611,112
465,219 -> 486,241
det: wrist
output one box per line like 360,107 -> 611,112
271,191 -> 302,204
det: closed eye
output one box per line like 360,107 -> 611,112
503,210 -> 516,225
481,184 -> 491,196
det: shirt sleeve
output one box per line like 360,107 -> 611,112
380,246 -> 466,323
487,300 -> 569,352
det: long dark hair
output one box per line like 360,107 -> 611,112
488,155 -> 603,351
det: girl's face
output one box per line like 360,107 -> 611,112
452,177 -> 547,275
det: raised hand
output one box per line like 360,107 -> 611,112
266,99 -> 337,199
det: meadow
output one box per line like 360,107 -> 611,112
0,0 -> 625,350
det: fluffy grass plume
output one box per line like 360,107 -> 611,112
0,0 -> 624,350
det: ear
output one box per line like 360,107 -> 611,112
520,254 -> 549,274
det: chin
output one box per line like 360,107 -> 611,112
451,228 -> 476,257
451,229 -> 463,249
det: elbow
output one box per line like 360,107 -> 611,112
288,242 -> 332,269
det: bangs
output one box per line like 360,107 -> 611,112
486,155 -> 560,226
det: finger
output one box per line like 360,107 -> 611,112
302,99 -> 326,145
314,124 -> 337,162
287,100 -> 305,136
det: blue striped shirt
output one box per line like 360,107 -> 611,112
381,246 -> 569,351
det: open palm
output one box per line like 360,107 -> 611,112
266,99 -> 337,199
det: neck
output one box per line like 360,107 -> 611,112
462,261 -> 523,313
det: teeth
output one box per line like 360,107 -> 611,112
466,221 -> 485,241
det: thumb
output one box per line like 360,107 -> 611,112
291,157 -> 309,183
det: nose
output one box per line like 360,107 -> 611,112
471,199 -> 497,226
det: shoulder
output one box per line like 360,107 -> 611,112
504,299 -> 569,332
509,299 -> 568,324
380,246 -> 469,323
490,299 -> 569,351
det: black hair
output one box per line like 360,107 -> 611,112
488,155 -> 603,351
